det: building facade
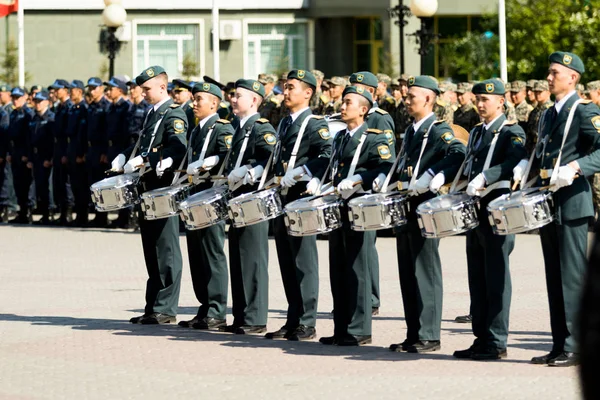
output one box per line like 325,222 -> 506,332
0,0 -> 497,85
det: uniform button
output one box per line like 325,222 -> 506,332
340,163 -> 344,167
542,180 -> 547,185
545,153 -> 550,156
407,157 -> 410,161
193,151 -> 197,155
283,147 -> 286,152
474,158 -> 478,162
338,173 -> 341,177
549,139 -> 552,143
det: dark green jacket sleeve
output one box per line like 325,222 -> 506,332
428,123 -> 466,178
147,107 -> 187,170
572,103 -> 600,176
483,124 -> 527,184
304,117 -> 332,178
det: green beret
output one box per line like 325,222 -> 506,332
407,75 -> 440,95
342,85 -> 373,105
349,71 -> 378,88
192,82 -> 222,100
135,65 -> 166,86
235,79 -> 265,98
549,51 -> 585,74
287,69 -> 317,88
472,78 -> 506,96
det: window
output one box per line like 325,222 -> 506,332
353,17 -> 383,73
135,22 -> 202,78
246,23 -> 308,78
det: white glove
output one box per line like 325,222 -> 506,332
305,177 -> 321,195
467,173 -> 486,196
186,159 -> 203,175
111,154 -> 126,171
410,170 -> 434,195
372,173 -> 387,193
281,166 -> 305,188
338,174 -> 362,191
243,165 -> 264,185
202,155 -> 219,171
551,165 -> 577,191
155,157 -> 173,177
512,159 -> 528,182
429,172 -> 445,193
228,165 -> 248,186
124,155 -> 144,174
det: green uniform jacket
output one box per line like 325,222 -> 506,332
396,114 -> 465,184
188,114 -> 234,191
328,123 -> 394,190
366,106 -> 396,150
259,92 -> 281,128
182,99 -> 197,138
378,95 -> 397,115
121,99 -> 187,191
534,94 -> 600,222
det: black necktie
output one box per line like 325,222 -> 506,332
339,130 -> 351,156
547,106 -> 557,127
144,108 -> 155,128
279,115 -> 292,138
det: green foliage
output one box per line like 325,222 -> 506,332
439,32 -> 499,81
378,50 -> 399,77
181,52 -> 200,80
0,39 -> 32,85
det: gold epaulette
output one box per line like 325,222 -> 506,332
256,118 -> 270,124
169,103 -> 180,108
433,120 -> 445,124
580,99 -> 593,104
269,97 -> 279,105
436,98 -> 446,106
474,122 -> 484,127
320,94 -> 329,103
386,97 -> 395,104
217,118 -> 231,124
367,128 -> 383,134
313,115 -> 325,119
504,120 -> 517,126
375,108 -> 388,115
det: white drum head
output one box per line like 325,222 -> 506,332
418,193 -> 473,212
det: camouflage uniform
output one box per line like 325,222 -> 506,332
259,92 -> 281,127
322,76 -> 346,116
525,80 -> 553,156
376,74 -> 397,115
453,82 -> 480,133
526,79 -> 538,108
511,81 -> 534,127
587,80 -> 600,219
434,98 -> 454,124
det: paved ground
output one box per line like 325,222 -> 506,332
0,223 -> 583,399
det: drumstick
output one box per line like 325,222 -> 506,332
512,180 -> 520,191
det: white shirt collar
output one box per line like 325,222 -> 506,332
290,106 -> 310,123
152,96 -> 170,112
346,122 -> 364,138
239,112 -> 259,129
483,113 -> 503,131
554,90 -> 577,114
199,113 -> 217,129
412,112 -> 435,132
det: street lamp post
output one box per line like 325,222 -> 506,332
407,0 -> 439,74
387,0 -> 412,74
100,0 -> 127,78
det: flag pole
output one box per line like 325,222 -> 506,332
17,0 -> 24,86
498,0 -> 507,82
212,0 -> 220,82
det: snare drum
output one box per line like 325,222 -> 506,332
179,186 -> 230,230
90,173 -> 140,211
140,184 -> 192,220
228,187 -> 283,227
283,195 -> 343,237
416,193 -> 479,238
486,189 -> 553,235
347,192 -> 408,231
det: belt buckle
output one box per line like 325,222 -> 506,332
540,169 -> 549,179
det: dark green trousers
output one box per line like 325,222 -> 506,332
138,213 -> 183,316
228,221 -> 269,326
185,221 -> 228,319
396,217 -> 443,342
539,218 -> 588,353
466,211 -> 514,350
370,235 -> 380,308
329,209 -> 373,337
274,215 -> 319,328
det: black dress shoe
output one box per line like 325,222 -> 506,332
140,313 -> 176,324
193,317 -> 226,330
129,314 -> 149,324
372,307 -> 379,316
178,316 -> 201,328
219,324 -> 239,333
222,325 -> 266,334
319,335 -> 339,345
454,314 -> 472,323
547,352 -> 579,367
531,351 -> 562,365
471,347 -> 507,360
406,340 -> 441,353
265,325 -> 295,339
288,325 -> 316,341
453,345 -> 480,359
389,340 -> 414,352
338,334 -> 372,346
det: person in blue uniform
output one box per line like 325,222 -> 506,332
7,86 -> 34,223
172,79 -> 196,137
0,92 -> 10,222
219,79 -> 276,334
452,79 -> 526,361
318,86 -> 393,346
28,90 -> 55,225
111,65 -> 187,324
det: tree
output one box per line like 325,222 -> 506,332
439,32 -> 499,81
0,39 -> 32,85
181,52 -> 200,81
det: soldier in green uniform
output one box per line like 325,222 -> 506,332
172,79 -> 196,137
452,79 -> 526,360
521,52 -> 600,367
453,82 -> 480,133
434,80 -> 454,124
349,71 -> 396,314
378,76 -> 465,353
258,73 -> 281,128
375,73 -> 396,115
310,69 -> 329,115
586,80 -> 600,220
526,79 -> 538,108
440,81 -> 459,113
319,86 -> 393,346
111,65 -> 187,324
510,81 -> 534,131
265,69 -> 332,341
503,82 -> 517,122
177,82 -> 233,330
323,76 -> 346,116
390,78 -> 412,149
220,79 -> 277,334
525,80 -> 553,157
